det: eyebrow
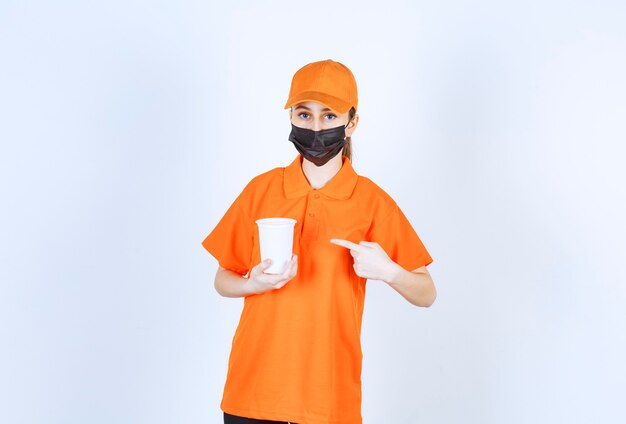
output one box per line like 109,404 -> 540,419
294,105 -> 334,113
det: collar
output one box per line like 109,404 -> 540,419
283,154 -> 359,200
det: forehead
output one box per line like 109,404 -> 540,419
292,101 -> 337,113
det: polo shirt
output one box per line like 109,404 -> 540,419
202,154 -> 433,424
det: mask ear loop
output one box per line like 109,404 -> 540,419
342,121 -> 350,141
343,115 -> 354,132
344,111 -> 356,129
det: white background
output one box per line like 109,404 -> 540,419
1,1 -> 625,423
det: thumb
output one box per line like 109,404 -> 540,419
259,258 -> 272,271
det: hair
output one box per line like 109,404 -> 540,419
342,107 -> 357,162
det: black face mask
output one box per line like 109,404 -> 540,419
288,123 -> 348,167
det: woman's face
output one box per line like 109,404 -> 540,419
289,101 -> 358,138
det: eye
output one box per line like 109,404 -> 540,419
324,113 -> 337,120
298,112 -> 310,119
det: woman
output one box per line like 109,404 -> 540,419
202,59 -> 436,424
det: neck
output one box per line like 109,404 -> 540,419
301,154 -> 344,189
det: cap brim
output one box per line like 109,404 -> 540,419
284,91 -> 353,114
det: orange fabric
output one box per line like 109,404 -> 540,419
202,155 -> 433,424
283,59 -> 358,114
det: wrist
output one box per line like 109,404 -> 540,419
384,262 -> 404,285
244,276 -> 259,295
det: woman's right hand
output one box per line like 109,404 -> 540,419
247,255 -> 298,295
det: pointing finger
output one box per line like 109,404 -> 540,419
330,238 -> 364,252
359,241 -> 379,248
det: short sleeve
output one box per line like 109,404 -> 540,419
368,203 -> 433,272
201,186 -> 254,276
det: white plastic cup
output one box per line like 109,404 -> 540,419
255,218 -> 297,274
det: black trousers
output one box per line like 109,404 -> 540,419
223,412 -> 297,424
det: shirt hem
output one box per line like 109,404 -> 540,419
221,402 -> 362,424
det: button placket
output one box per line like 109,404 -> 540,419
301,190 -> 322,243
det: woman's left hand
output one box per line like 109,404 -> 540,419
330,238 -> 400,282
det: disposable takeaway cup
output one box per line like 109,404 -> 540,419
255,218 -> 297,274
